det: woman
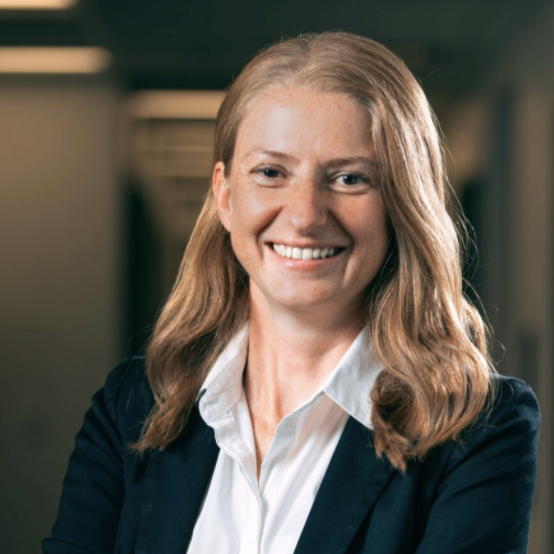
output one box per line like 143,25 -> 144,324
43,32 -> 539,554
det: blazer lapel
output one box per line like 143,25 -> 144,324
294,416 -> 396,554
135,406 -> 219,554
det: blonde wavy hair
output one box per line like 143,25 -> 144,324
132,31 -> 495,471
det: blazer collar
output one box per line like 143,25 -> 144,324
135,410 -> 395,554
293,416 -> 396,554
135,406 -> 219,554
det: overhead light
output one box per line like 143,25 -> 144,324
0,47 -> 111,74
0,0 -> 77,9
127,91 -> 226,120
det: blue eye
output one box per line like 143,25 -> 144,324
340,174 -> 365,185
262,168 -> 280,178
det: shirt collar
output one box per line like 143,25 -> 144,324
198,322 -> 383,430
197,322 -> 249,420
320,325 -> 383,429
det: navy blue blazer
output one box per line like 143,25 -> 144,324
43,357 -> 540,554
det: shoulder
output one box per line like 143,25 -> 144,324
100,356 -> 154,445
407,375 -> 540,552
448,373 -> 540,467
472,374 -> 539,437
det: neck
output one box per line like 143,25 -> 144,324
244,287 -> 365,421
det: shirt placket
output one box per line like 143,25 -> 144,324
257,413 -> 298,554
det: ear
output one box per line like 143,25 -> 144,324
212,161 -> 232,232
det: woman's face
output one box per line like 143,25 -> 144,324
213,86 -> 389,321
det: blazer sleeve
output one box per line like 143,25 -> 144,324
42,359 -> 143,554
416,377 -> 540,554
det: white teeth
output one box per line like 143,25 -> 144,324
272,244 -> 341,260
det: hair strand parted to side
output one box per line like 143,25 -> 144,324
131,31 -> 495,472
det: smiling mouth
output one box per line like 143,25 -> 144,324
271,243 -> 345,260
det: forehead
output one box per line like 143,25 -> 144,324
234,86 -> 374,161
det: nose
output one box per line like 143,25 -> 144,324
285,175 -> 328,234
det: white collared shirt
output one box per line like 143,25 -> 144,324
187,324 -> 383,554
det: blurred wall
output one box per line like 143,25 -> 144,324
490,16 -> 554,554
0,78 -> 121,552
511,91 -> 553,554
446,8 -> 554,552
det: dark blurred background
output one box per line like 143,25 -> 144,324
0,0 -> 552,552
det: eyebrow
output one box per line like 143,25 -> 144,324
244,149 -> 376,167
244,149 -> 295,160
325,156 -> 376,169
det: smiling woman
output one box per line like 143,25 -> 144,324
44,32 -> 539,554
213,87 -> 388,322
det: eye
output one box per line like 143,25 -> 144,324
261,168 -> 280,178
252,165 -> 283,179
337,173 -> 369,186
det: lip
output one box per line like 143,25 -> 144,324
267,241 -> 347,249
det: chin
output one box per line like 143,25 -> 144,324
269,294 -> 338,312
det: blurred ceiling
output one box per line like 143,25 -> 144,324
0,0 -> 550,100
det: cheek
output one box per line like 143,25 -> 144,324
363,224 -> 389,260
356,204 -> 389,266
230,188 -> 280,236
227,190 -> 277,271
